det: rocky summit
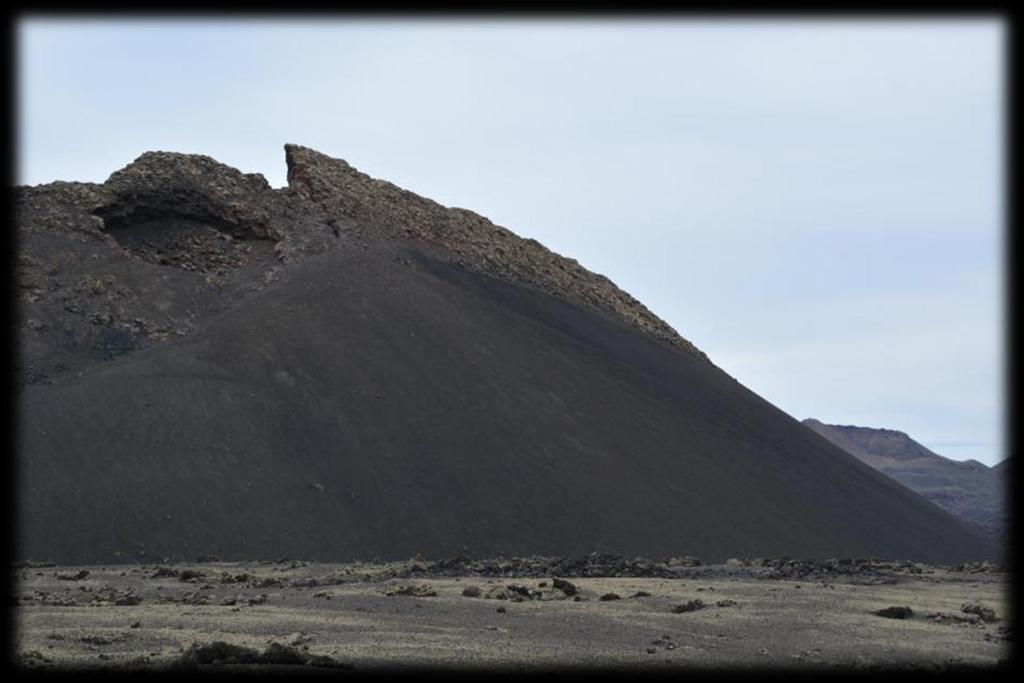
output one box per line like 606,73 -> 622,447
14,145 -> 996,565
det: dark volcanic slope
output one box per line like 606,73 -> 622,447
15,146 -> 995,565
802,420 -> 1007,540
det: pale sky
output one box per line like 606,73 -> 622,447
17,18 -> 1006,465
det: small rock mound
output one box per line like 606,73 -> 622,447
93,152 -> 279,274
99,152 -> 278,238
961,603 -> 997,622
384,584 -> 437,597
673,599 -> 706,613
56,569 -> 89,581
178,640 -> 350,668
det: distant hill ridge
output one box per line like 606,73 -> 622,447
802,419 -> 1007,540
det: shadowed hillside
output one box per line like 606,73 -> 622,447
14,145 -> 996,565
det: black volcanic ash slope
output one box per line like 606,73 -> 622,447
14,145 -> 995,564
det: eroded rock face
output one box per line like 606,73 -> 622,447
92,152 -> 298,274
284,144 -> 706,359
15,143 -> 706,380
15,181 -> 114,240
99,151 -> 280,239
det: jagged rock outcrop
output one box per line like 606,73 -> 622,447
100,152 -> 280,239
283,144 -> 706,358
15,144 -> 705,389
16,181 -> 113,240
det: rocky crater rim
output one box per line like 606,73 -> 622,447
18,144 -> 707,361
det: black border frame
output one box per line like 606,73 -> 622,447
3,3 -> 1017,677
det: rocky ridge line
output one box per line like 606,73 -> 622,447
283,144 -> 707,360
16,144 -> 708,363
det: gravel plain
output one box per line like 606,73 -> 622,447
13,557 -> 1011,671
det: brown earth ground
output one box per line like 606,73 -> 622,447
13,559 -> 1010,671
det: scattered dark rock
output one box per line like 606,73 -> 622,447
176,591 -> 210,605
256,577 -> 283,588
961,603 -> 997,622
30,591 -> 78,607
928,611 -> 979,625
284,631 -> 313,647
56,569 -> 89,581
483,586 -> 510,600
716,599 -> 738,607
481,583 -> 545,601
258,642 -> 317,666
496,606 -> 506,613
420,556 -> 679,581
956,561 -> 1003,574
599,593 -> 621,601
150,567 -> 179,578
385,584 -> 437,597
179,641 -> 261,666
552,578 -> 578,596
88,587 -> 136,606
19,650 -> 53,666
290,577 -> 319,588
874,606 -> 914,619
668,557 -> 702,567
984,626 -> 1012,643
650,636 -> 677,651
672,600 -> 706,613
80,634 -> 126,646
220,572 -> 251,584
461,586 -> 482,598
506,584 -> 539,600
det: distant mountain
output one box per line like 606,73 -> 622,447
803,420 -> 1006,540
